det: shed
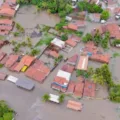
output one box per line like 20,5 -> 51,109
67,100 -> 83,111
49,94 -> 59,103
16,79 -> 35,90
51,38 -> 65,49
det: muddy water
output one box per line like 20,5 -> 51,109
15,6 -> 60,28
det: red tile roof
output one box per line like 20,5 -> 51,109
67,81 -> 76,94
70,35 -> 81,42
5,54 -> 19,68
0,55 -> 9,65
21,55 -> 35,66
83,81 -> 95,97
61,64 -> 74,73
14,62 -> 24,72
74,82 -> 84,97
63,24 -> 78,31
67,54 -> 78,65
90,54 -> 110,63
45,50 -> 59,58
0,25 -> 12,31
5,0 -> 17,4
0,19 -> 13,25
65,39 -> 77,47
0,51 -> 6,61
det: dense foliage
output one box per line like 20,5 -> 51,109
111,39 -> 120,46
92,64 -> 114,88
82,31 -> 110,49
109,85 -> 120,102
17,0 -> 73,17
0,100 -> 14,120
101,10 -> 110,20
77,1 -> 103,13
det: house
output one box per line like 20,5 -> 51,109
61,64 -> 75,73
83,81 -> 96,97
63,24 -> 78,31
73,20 -> 86,28
0,19 -> 13,26
65,39 -> 77,47
76,55 -> 88,71
0,3 -> 16,17
114,7 -> 120,16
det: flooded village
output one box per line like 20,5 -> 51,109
0,0 -> 120,120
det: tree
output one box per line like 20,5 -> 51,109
101,10 -> 110,20
92,64 -> 113,88
61,34 -> 68,41
109,85 -> 120,102
58,94 -> 65,103
42,94 -> 50,102
82,33 -> 92,43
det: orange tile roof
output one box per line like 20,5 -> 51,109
77,55 -> 88,71
83,81 -> 95,97
0,3 -> 15,17
74,82 -> 84,97
0,25 -> 12,31
0,19 -> 13,25
66,39 -> 77,47
68,24 -> 78,31
45,50 -> 59,58
21,55 -> 35,66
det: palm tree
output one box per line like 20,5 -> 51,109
42,94 -> 50,102
58,94 -> 65,103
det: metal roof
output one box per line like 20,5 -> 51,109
16,79 -> 35,90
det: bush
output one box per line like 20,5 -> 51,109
61,34 -> 68,41
101,10 -> 110,20
30,49 -> 40,56
16,23 -> 24,33
82,33 -> 92,43
13,32 -> 20,37
112,39 -> 120,46
109,85 -> 120,102
0,64 -> 3,68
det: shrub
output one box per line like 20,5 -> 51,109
101,10 -> 110,20
13,32 -> 20,37
61,34 -> 68,41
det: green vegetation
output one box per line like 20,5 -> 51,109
54,55 -> 63,65
0,100 -> 14,120
11,40 -> 17,45
111,39 -> 120,46
55,20 -> 67,30
13,32 -> 20,37
92,64 -> 113,88
16,23 -> 24,33
0,36 -> 5,40
58,94 -> 65,103
61,34 -> 68,41
76,67 -> 94,78
82,31 -> 110,49
0,64 -> 4,68
112,52 -> 120,58
30,49 -> 40,56
101,10 -> 110,20
78,1 -> 103,13
42,94 -> 50,102
109,85 -> 120,102
17,0 -> 73,17
35,36 -> 53,47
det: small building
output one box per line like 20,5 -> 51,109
61,64 -> 74,73
65,39 -> 77,47
51,38 -> 65,49
67,100 -> 83,111
76,55 -> 88,71
16,79 -> 35,90
49,94 -> 60,103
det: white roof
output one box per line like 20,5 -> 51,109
51,38 -> 65,49
7,75 -> 18,83
49,94 -> 59,103
57,70 -> 71,81
65,16 -> 72,21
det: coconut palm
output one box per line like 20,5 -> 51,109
58,94 -> 65,103
42,94 -> 50,102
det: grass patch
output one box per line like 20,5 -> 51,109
0,64 -> 4,68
